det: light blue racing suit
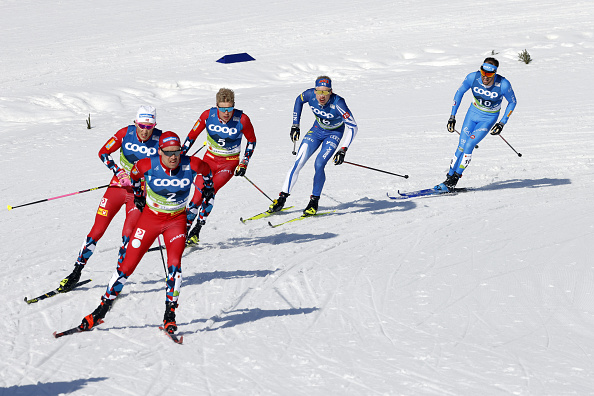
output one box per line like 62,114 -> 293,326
448,71 -> 517,175
282,88 -> 358,196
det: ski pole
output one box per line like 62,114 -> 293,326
190,141 -> 207,157
292,140 -> 297,155
7,184 -> 110,211
455,129 -> 478,149
343,161 -> 409,179
242,176 -> 274,202
157,235 -> 168,279
499,135 -> 522,157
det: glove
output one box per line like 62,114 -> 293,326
333,147 -> 347,165
490,122 -> 504,135
134,195 -> 146,212
290,125 -> 300,142
447,116 -> 456,133
234,159 -> 248,177
202,185 -> 215,203
116,169 -> 132,187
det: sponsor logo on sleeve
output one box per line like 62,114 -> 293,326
192,120 -> 201,132
105,138 -> 116,150
100,198 -> 108,207
342,112 -> 351,119
97,208 -> 108,216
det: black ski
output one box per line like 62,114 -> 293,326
24,279 -> 92,305
53,319 -> 104,339
159,326 -> 184,344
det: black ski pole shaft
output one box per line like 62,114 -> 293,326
499,135 -> 522,157
242,176 -> 274,202
157,235 -> 168,279
343,161 -> 409,179
7,184 -> 110,211
455,129 -> 478,149
190,141 -> 207,157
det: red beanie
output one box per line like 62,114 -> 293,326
159,131 -> 181,148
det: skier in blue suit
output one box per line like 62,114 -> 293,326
268,76 -> 358,215
436,57 -> 517,191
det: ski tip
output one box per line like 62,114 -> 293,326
239,217 -> 246,224
404,175 -> 409,179
7,205 -> 13,211
52,331 -> 58,338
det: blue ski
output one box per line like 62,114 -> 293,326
388,187 -> 468,200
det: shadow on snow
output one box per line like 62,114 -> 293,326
0,377 -> 108,396
473,177 -> 571,191
193,307 -> 320,331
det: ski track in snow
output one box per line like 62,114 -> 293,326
2,0 -> 594,395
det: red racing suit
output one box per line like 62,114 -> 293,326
74,126 -> 162,267
182,108 -> 256,226
101,154 -> 212,304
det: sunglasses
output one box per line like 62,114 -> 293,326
480,69 -> 496,78
314,90 -> 332,96
137,123 -> 155,130
161,149 -> 182,157
218,106 -> 234,113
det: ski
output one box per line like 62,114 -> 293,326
240,206 -> 294,223
159,326 -> 184,344
387,187 -> 468,200
53,319 -> 104,339
268,210 -> 336,228
24,279 -> 92,305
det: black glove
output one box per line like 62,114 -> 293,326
290,125 -> 300,142
202,185 -> 215,203
234,159 -> 248,177
490,122 -> 504,135
134,195 -> 146,212
333,147 -> 347,165
447,116 -> 456,133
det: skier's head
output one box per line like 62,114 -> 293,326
159,131 -> 182,169
480,58 -> 498,85
159,131 -> 181,149
135,105 -> 157,141
216,88 -> 235,123
314,75 -> 332,106
136,105 -> 156,124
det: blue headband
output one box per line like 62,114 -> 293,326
481,63 -> 497,73
315,77 -> 332,89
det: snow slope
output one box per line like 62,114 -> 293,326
1,1 -> 593,395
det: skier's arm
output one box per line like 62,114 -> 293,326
182,110 -> 209,155
292,90 -> 310,126
240,113 -> 256,162
450,73 -> 474,116
498,79 -> 517,125
98,127 -> 127,175
336,99 -> 358,149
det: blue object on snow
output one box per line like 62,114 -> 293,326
216,53 -> 256,64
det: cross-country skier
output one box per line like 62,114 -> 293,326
182,88 -> 256,246
78,131 -> 214,334
268,76 -> 358,215
59,106 -> 162,292
436,57 -> 517,191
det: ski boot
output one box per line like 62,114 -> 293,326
268,192 -> 289,213
435,173 -> 461,192
79,299 -> 113,330
163,301 -> 178,334
59,264 -> 83,292
303,195 -> 320,216
186,221 -> 204,247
